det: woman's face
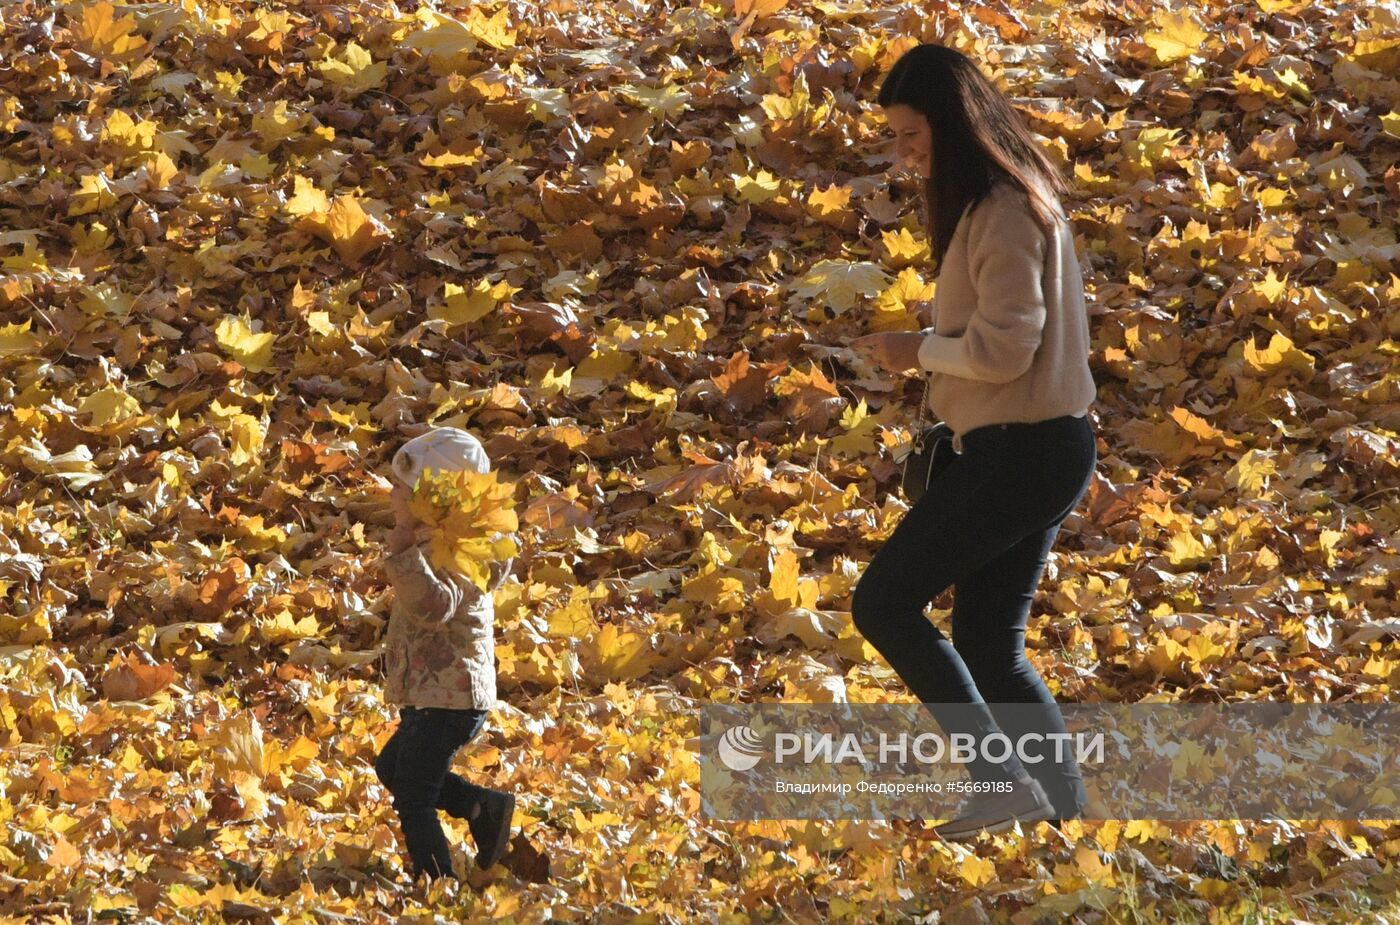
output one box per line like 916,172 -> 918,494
883,104 -> 933,179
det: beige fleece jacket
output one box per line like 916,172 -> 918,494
915,179 -> 1096,445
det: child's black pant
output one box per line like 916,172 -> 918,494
374,705 -> 490,879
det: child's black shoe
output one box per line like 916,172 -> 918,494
469,789 -> 514,869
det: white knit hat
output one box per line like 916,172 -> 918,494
391,427 -> 491,488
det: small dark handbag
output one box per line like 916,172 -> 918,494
901,422 -> 956,503
899,377 -> 957,503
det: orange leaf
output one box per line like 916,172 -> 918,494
101,654 -> 176,701
48,837 -> 82,870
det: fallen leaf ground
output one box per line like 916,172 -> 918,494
2,0 -> 1399,922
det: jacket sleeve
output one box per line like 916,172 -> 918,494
383,546 -> 464,626
917,189 -> 1049,384
917,331 -> 981,378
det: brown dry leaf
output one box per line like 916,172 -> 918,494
101,654 -> 177,701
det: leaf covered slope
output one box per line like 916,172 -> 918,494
1,0 -> 1399,920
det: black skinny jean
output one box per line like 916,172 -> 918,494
852,414 -> 1096,816
374,705 -> 490,879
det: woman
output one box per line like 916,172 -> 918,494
849,43 -> 1098,839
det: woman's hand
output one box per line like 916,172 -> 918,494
850,332 -> 925,373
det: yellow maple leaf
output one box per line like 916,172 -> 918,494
231,770 -> 271,819
831,398 -> 885,457
522,86 -> 571,122
80,282 -> 132,317
211,70 -> 246,101
881,228 -> 931,268
1243,332 -> 1314,375
873,268 -> 936,326
807,184 -> 852,217
264,735 -> 319,775
465,6 -> 517,49
102,110 -> 156,152
1225,449 -> 1277,496
259,609 -> 321,643
409,469 -> 520,591
1274,67 -> 1312,101
768,547 -> 801,605
304,196 -> 392,264
78,388 -> 141,428
0,93 -> 20,133
229,414 -> 265,468
1165,531 -> 1211,569
1075,843 -> 1114,882
214,315 -> 277,371
1168,407 -> 1241,448
576,346 -> 635,381
732,0 -> 790,46
285,176 -> 330,217
143,151 -> 180,190
734,169 -> 784,204
1381,111 -> 1400,140
1125,820 -> 1169,842
957,853 -> 997,887
430,278 -> 516,327
306,311 -> 336,337
48,837 -> 82,869
0,320 -> 40,356
773,363 -> 841,401
1233,71 -> 1286,102
1143,11 -> 1208,65
68,173 -> 118,216
791,259 -> 892,314
535,366 -> 572,398
761,72 -> 811,122
1122,127 -> 1182,171
546,594 -> 598,638
1351,37 -> 1400,75
620,84 -> 692,117
213,712 -> 266,777
404,12 -> 477,62
1185,632 -> 1226,666
420,147 -> 483,168
71,1 -> 147,60
315,42 -> 388,96
592,623 -> 652,679
234,515 -> 286,552
2,241 -> 48,272
1253,268 -> 1290,303
625,380 -> 677,410
251,100 -> 307,144
90,895 -> 137,915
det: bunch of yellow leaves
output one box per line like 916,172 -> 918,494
408,469 -> 520,592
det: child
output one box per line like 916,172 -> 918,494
372,427 -> 516,879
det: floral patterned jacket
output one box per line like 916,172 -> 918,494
381,546 -> 511,711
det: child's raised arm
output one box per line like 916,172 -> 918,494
383,546 -> 465,625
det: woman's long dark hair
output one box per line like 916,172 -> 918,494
877,43 -> 1067,265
